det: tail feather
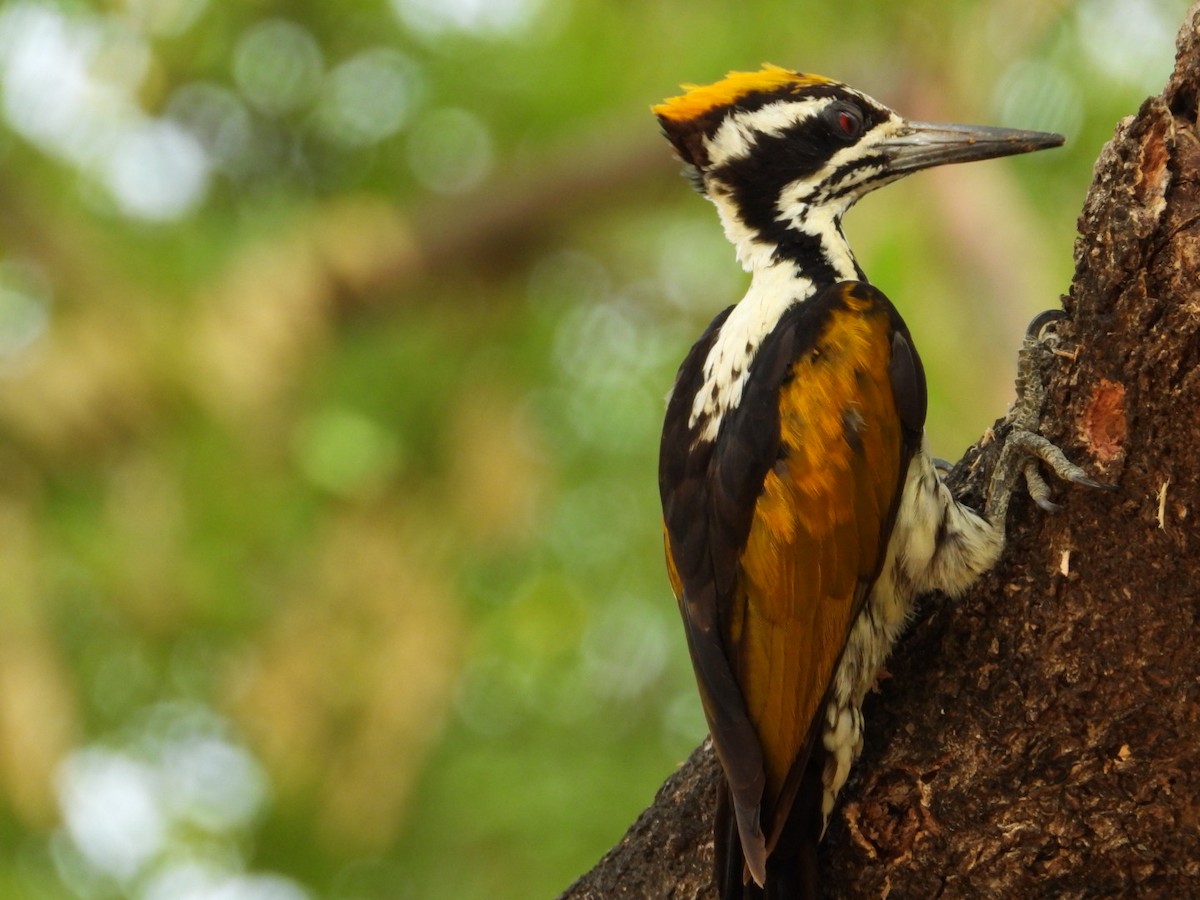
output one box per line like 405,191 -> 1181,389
715,783 -> 755,899
763,809 -> 819,900
714,765 -> 824,900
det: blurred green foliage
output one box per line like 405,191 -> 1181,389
0,0 -> 1186,898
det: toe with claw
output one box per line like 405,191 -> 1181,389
984,310 -> 1116,522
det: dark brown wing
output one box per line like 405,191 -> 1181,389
660,282 -> 926,885
660,303 -> 771,877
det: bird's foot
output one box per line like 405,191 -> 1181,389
984,310 -> 1116,522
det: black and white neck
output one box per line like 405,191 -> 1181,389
686,203 -> 863,443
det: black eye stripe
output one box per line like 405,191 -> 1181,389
684,85 -> 885,148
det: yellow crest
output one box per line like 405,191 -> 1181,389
653,64 -> 833,123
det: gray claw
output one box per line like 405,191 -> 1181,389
1022,459 -> 1061,513
1069,473 -> 1118,491
1026,308 -> 1068,340
931,457 -> 954,476
1033,496 -> 1063,513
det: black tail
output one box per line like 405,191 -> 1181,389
714,770 -> 822,900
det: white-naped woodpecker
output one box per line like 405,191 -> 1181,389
654,66 -> 1108,899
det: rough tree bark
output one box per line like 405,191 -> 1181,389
562,5 -> 1200,898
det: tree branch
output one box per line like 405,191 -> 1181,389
563,4 -> 1200,897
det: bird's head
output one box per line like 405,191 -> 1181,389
654,65 -> 1063,262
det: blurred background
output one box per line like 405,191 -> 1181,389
0,0 -> 1185,897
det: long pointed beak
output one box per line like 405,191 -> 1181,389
882,121 -> 1064,174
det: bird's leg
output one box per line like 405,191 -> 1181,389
985,310 -> 1113,523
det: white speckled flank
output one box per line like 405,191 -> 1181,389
819,442 -> 1005,827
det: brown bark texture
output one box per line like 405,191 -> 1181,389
562,6 -> 1200,898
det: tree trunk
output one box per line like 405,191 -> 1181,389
562,5 -> 1200,898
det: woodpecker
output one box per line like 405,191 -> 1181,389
654,66 -> 1104,898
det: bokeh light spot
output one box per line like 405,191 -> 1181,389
0,2 -> 147,167
294,408 -> 400,497
233,19 -> 324,117
141,863 -> 311,900
167,81 -> 255,174
390,0 -> 545,39
54,704 -> 302,897
314,48 -> 422,147
105,119 -> 210,221
407,107 -> 492,194
123,0 -> 209,38
580,599 -> 669,701
160,735 -> 267,833
57,749 -> 165,882
1078,0 -> 1179,91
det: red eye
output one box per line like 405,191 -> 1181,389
827,102 -> 863,140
